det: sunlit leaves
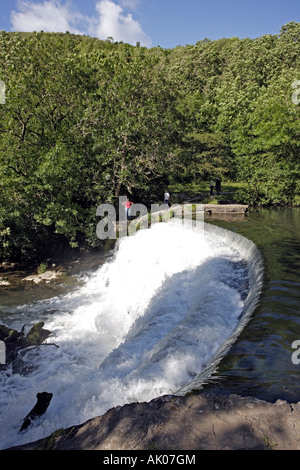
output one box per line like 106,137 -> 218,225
0,23 -> 299,260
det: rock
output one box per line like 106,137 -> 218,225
0,324 -> 22,343
25,322 -> 52,345
9,393 -> 300,450
22,270 -> 62,284
0,277 -> 10,285
0,322 -> 53,372
19,392 -> 53,432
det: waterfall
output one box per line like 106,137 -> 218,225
0,218 -> 263,449
176,221 -> 264,394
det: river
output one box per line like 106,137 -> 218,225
0,207 -> 299,449
203,207 -> 300,403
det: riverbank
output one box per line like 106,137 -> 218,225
9,392 -> 300,450
0,250 -> 107,297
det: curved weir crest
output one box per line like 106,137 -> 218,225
176,221 -> 264,394
0,218 -> 263,449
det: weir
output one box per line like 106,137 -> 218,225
176,221 -> 264,394
97,202 -> 248,240
0,218 -> 264,450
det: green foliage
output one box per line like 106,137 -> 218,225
0,24 -> 299,261
37,262 -> 47,274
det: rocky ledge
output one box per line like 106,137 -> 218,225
9,393 -> 300,451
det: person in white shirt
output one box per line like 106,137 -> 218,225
164,190 -> 170,206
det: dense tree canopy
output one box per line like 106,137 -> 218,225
0,23 -> 299,261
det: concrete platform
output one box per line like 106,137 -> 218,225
202,204 -> 249,213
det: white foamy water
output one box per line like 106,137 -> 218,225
0,219 -> 261,449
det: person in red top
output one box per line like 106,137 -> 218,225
122,197 -> 134,219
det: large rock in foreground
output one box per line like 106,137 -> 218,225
10,393 -> 300,450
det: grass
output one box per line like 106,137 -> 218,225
42,428 -> 67,450
263,434 -> 278,450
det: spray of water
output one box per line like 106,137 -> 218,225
0,219 -> 263,449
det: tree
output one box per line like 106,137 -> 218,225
0,24 -> 299,261
79,44 -> 180,206
0,32 -> 93,258
234,71 -> 300,205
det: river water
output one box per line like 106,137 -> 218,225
203,207 -> 300,403
0,207 -> 299,449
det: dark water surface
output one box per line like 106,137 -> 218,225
204,207 -> 300,403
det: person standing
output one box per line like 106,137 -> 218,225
164,190 -> 170,206
210,180 -> 214,196
122,197 -> 134,219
